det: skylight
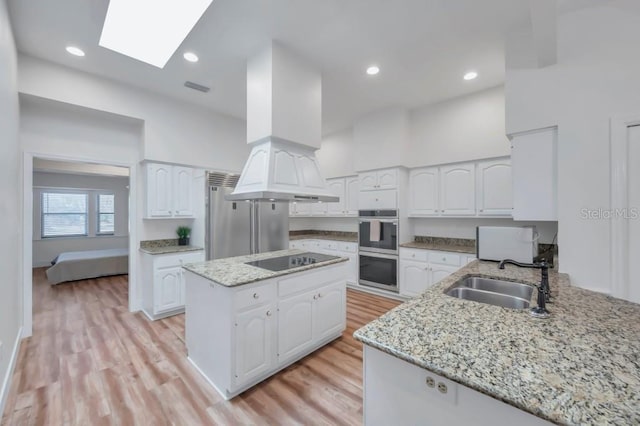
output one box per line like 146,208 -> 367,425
99,0 -> 213,68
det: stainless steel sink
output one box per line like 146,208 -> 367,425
445,277 -> 533,310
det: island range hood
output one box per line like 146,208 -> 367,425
227,42 -> 338,203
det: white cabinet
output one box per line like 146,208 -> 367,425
399,248 -> 463,297
358,189 -> 397,210
359,168 -> 398,190
289,202 -> 312,216
399,260 -> 430,297
326,179 -> 346,215
511,127 -> 558,221
408,158 -> 511,218
235,302 -> 277,386
440,163 -> 476,216
408,167 -> 439,216
145,162 -> 196,218
363,346 -> 552,426
184,263 -> 348,400
345,176 -> 360,215
311,202 -> 328,216
142,250 -> 205,319
477,159 -> 513,216
290,239 -> 358,284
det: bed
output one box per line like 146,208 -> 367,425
46,248 -> 129,285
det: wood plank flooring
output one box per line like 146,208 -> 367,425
1,268 -> 400,425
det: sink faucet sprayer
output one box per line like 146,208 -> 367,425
498,259 -> 551,319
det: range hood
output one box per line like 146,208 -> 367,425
227,42 -> 338,203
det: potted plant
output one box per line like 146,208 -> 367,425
177,226 -> 191,246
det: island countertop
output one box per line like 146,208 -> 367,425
182,249 -> 348,287
354,260 -> 640,426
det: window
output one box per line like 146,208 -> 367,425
41,192 -> 88,237
97,193 -> 115,235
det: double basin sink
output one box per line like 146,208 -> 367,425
445,276 -> 534,310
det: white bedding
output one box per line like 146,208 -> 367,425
46,248 -> 129,285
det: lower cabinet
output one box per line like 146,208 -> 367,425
184,262 -> 348,400
234,302 -> 277,386
399,248 -> 471,297
363,345 -> 552,426
142,250 -> 205,319
290,239 -> 359,284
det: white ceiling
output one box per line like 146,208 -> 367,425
8,0 -> 532,135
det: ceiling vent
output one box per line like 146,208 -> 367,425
184,81 -> 210,93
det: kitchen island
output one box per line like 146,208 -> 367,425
182,249 -> 348,400
355,260 -> 640,426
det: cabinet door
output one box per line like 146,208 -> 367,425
291,202 -> 311,216
154,267 -> 183,313
327,179 -> 346,215
359,172 -> 379,191
311,202 -> 328,216
400,260 -> 430,297
358,189 -> 397,210
342,252 -> 358,284
234,303 -> 277,386
429,264 -> 459,286
173,166 -> 194,217
147,163 -> 173,217
440,164 -> 476,216
345,176 -> 360,216
409,168 -> 439,216
278,291 -> 315,365
377,169 -> 398,190
313,281 -> 346,342
477,159 -> 512,216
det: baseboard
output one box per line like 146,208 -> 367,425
0,327 -> 23,418
347,284 -> 408,302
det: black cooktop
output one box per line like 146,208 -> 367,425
245,252 -> 340,272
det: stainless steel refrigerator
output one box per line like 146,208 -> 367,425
205,172 -> 289,260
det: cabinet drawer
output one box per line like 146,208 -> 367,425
278,263 -> 346,297
234,282 -> 276,311
428,252 -> 461,266
338,242 -> 357,253
400,249 -> 429,262
154,251 -> 204,269
321,240 -> 339,252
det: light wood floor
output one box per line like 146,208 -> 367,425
1,268 -> 400,425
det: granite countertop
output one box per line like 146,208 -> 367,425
139,245 -> 204,255
354,260 -> 640,425
399,241 -> 476,254
182,249 -> 348,287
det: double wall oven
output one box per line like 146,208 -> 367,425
358,210 -> 399,293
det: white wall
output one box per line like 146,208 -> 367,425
316,128 -> 356,178
504,1 -> 640,293
32,172 -> 130,267
0,0 -> 22,413
353,107 -> 410,171
18,55 -> 249,172
408,86 -> 509,167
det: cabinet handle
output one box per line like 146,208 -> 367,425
266,310 -> 272,317
442,257 -> 446,261
317,293 -> 322,298
479,209 -> 484,212
313,295 -> 318,300
253,293 -> 259,299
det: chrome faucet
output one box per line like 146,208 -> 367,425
498,259 -> 551,319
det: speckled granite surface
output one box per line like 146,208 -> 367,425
289,230 -> 358,242
354,260 -> 640,426
140,239 -> 204,254
400,237 -> 476,254
182,249 -> 348,287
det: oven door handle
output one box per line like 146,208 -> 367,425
359,251 -> 399,261
359,220 -> 398,224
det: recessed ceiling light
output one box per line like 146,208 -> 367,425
65,46 -> 85,57
99,0 -> 213,68
183,52 -> 199,63
463,71 -> 478,80
366,66 -> 380,75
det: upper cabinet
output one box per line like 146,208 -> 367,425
145,163 -> 195,219
408,158 -> 512,218
439,164 -> 476,216
476,159 -> 513,216
409,167 -> 439,216
292,176 -> 359,217
511,127 -> 557,221
359,168 -> 398,191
